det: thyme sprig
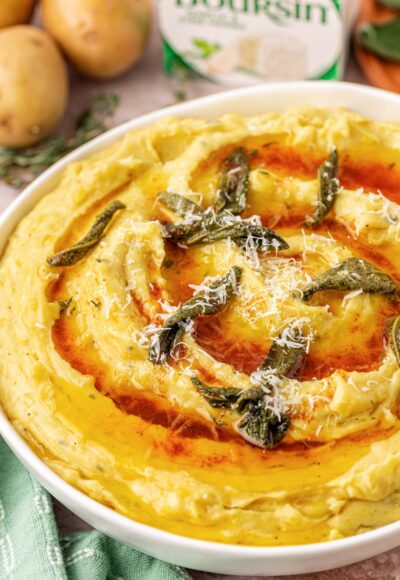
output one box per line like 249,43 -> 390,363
0,94 -> 119,188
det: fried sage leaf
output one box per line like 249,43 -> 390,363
158,148 -> 288,253
193,323 -> 305,448
302,258 -> 399,301
191,377 -> 242,408
235,325 -> 305,446
215,147 -> 249,214
237,404 -> 291,449
235,386 -> 264,413
164,210 -> 289,251
47,200 -> 126,267
388,316 -> 400,366
193,374 -> 291,449
157,192 -> 203,218
306,149 -> 339,227
259,326 -> 307,377
148,266 -> 242,364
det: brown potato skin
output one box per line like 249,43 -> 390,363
0,26 -> 68,148
0,0 -> 36,29
41,0 -> 152,79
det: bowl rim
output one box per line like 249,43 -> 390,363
2,80 -> 400,563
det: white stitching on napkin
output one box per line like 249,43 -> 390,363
65,547 -> 95,567
0,534 -> 15,575
173,565 -> 193,580
46,544 -> 63,566
34,493 -> 52,515
31,479 -> 66,577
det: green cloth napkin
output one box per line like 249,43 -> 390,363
0,437 -> 191,580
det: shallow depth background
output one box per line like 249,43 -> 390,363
2,12 -> 400,580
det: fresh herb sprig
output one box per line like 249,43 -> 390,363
0,94 -> 119,188
358,19 -> 400,62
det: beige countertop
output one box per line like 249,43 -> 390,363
1,16 -> 399,580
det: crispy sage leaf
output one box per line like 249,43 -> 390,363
235,325 -> 305,446
164,210 -> 289,251
166,265 -> 242,323
237,405 -> 291,449
183,221 -> 288,251
358,19 -> 400,62
193,323 -> 305,448
148,266 -> 242,364
302,258 -> 399,301
235,386 -> 265,413
388,316 -> 400,366
215,147 -> 249,214
191,377 -> 242,408
157,192 -> 203,218
259,326 -> 307,377
306,149 -> 339,227
47,200 -> 126,267
192,375 -> 291,449
159,148 -> 288,253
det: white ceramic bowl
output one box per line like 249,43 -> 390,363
2,81 -> 400,577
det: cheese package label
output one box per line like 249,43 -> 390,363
159,0 -> 359,84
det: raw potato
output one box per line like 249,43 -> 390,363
0,0 -> 36,29
41,0 -> 151,79
0,26 -> 68,148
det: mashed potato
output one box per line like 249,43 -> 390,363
2,108 -> 400,545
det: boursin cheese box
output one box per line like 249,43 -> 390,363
159,0 -> 359,85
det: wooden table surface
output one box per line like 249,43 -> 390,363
1,15 -> 400,580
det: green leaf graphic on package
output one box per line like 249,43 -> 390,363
193,38 -> 221,59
